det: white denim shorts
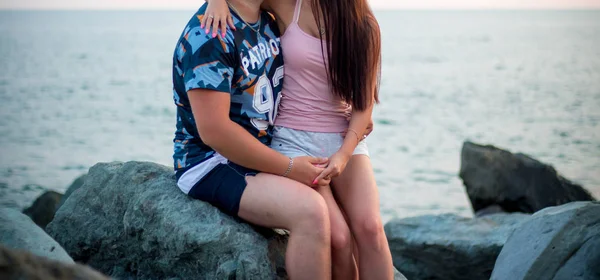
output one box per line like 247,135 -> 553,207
271,126 -> 369,158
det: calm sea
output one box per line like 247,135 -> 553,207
1,10 -> 599,222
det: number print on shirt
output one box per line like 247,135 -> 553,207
269,66 -> 284,124
251,66 -> 284,130
272,66 -> 284,87
252,75 -> 274,114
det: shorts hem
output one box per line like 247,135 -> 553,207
186,162 -> 259,217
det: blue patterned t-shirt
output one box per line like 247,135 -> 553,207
172,4 -> 284,178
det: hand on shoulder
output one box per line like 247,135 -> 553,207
202,0 -> 236,38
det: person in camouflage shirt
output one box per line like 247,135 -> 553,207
172,5 -> 284,179
171,1 -> 333,278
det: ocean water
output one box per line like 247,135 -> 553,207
0,10 -> 599,222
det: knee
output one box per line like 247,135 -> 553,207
354,216 -> 385,246
294,194 -> 330,239
331,229 -> 352,252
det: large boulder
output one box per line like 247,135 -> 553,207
47,161 -> 289,279
23,191 -> 63,229
0,208 -> 73,263
491,202 -> 600,280
459,141 -> 595,214
57,174 -> 87,210
385,213 -> 530,280
0,244 -> 109,280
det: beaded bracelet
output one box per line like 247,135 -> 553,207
282,157 -> 294,177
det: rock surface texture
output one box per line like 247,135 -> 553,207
385,213 -> 530,280
0,245 -> 108,280
23,191 -> 63,229
57,174 -> 87,210
47,161 -> 289,279
491,202 -> 600,280
459,141 -> 595,214
0,208 -> 73,263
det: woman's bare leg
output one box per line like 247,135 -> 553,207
315,185 -> 358,280
331,155 -> 394,280
339,204 -> 360,266
239,173 -> 331,280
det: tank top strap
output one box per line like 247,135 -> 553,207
292,0 -> 303,24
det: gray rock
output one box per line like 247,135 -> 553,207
385,213 -> 530,280
57,174 -> 87,210
23,191 -> 63,229
0,208 -> 73,263
491,202 -> 600,280
459,141 -> 595,214
0,244 -> 109,280
394,267 -> 408,280
47,161 -> 288,279
553,235 -> 600,280
475,204 -> 506,217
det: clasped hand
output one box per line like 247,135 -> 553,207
286,151 -> 351,188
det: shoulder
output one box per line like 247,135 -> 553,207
181,6 -> 236,51
179,28 -> 235,60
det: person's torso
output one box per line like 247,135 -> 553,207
275,0 -> 351,133
172,5 -> 284,175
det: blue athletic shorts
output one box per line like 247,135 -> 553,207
187,162 -> 259,216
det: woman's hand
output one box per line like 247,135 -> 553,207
288,156 -> 331,188
201,0 -> 236,38
313,151 -> 351,184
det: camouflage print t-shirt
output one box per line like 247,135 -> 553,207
172,4 -> 284,179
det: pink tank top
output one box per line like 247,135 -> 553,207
274,0 -> 351,133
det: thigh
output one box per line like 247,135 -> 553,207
331,155 -> 382,225
239,173 -> 326,230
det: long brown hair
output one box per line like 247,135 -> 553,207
311,0 -> 381,111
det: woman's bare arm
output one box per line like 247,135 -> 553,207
314,67 -> 378,182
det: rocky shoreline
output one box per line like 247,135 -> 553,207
1,141 -> 598,279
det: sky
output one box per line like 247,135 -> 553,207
1,0 -> 600,10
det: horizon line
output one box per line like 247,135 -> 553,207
2,7 -> 600,12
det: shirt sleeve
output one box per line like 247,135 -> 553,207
179,26 -> 236,94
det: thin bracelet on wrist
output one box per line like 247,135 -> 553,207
282,157 -> 293,177
347,129 -> 361,143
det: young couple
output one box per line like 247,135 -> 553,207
171,0 -> 394,279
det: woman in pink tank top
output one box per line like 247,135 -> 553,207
203,1 -> 394,279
